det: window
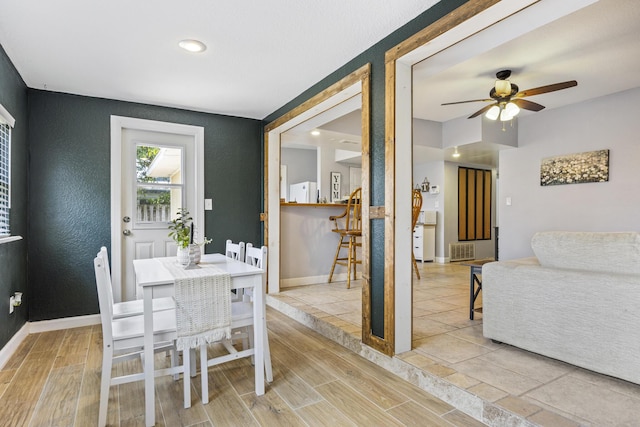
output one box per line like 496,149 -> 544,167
0,103 -> 15,239
458,166 -> 492,241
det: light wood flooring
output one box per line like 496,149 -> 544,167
271,262 -> 640,426
0,308 -> 484,426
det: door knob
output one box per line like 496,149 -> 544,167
123,229 -> 132,236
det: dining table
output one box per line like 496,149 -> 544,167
133,253 -> 266,427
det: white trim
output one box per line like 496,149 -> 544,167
110,116 -> 204,303
0,103 -> 15,128
28,314 -> 101,333
0,314 -> 101,369
0,235 -> 22,245
0,323 -> 28,369
267,82 -> 362,294
392,0 -> 598,354
279,272 -> 360,289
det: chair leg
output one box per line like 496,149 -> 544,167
346,236 -> 354,289
412,253 -> 421,279
264,325 -> 273,383
183,349 -> 191,408
351,236 -> 358,283
201,345 -> 209,404
328,235 -> 346,283
98,346 -> 113,427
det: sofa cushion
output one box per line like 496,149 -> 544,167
531,231 -> 640,275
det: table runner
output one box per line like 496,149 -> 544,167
159,259 -> 232,351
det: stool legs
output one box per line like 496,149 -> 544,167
412,253 -> 421,279
328,235 -> 346,283
329,233 -> 360,289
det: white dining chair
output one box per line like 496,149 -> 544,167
93,256 -> 189,427
241,243 -> 273,383
97,246 -> 175,318
225,239 -> 246,301
194,267 -> 269,405
225,239 -> 245,261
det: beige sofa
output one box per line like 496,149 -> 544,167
482,231 -> 640,385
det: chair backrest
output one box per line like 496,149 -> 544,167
225,239 -> 245,261
345,187 -> 362,232
245,243 -> 268,271
412,189 -> 423,229
94,255 -> 114,346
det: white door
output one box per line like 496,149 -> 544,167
111,117 -> 204,302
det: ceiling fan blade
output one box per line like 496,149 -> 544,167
468,104 -> 495,119
511,98 -> 545,111
442,98 -> 493,106
514,80 -> 577,98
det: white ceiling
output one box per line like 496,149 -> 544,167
413,0 -> 640,122
0,0 -> 440,120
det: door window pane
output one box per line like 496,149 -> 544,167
136,145 -> 182,184
135,144 -> 184,226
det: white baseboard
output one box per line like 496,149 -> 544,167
280,272 -> 361,288
0,322 -> 29,370
0,314 -> 101,369
28,314 -> 101,333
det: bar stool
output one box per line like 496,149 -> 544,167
328,187 -> 362,289
412,189 -> 423,279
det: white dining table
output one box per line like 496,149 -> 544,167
133,253 -> 266,427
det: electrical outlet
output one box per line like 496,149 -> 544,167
9,296 -> 15,314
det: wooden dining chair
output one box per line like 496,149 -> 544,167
93,256 -> 187,427
412,189 -> 423,279
328,187 -> 362,289
97,246 -> 175,318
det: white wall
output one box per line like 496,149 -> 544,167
499,88 -> 640,259
281,147 -> 317,193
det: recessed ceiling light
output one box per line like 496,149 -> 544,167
178,39 -> 207,53
311,130 -> 320,136
452,147 -> 461,158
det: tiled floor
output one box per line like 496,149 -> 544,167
268,262 -> 640,426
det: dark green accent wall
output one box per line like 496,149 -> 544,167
0,45 -> 29,349
27,91 -> 262,321
263,0 -> 468,339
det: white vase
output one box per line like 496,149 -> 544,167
177,246 -> 191,268
177,244 -> 201,268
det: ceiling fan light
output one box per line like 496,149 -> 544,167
485,105 -> 500,120
495,80 -> 511,96
499,109 -> 513,121
505,102 -> 520,117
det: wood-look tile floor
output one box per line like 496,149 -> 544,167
273,262 -> 640,426
0,308 -> 483,427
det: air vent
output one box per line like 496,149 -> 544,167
449,242 -> 475,262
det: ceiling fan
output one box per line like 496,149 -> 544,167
442,70 -> 577,120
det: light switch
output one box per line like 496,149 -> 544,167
205,199 -> 213,210
506,197 -> 512,206
434,200 -> 439,208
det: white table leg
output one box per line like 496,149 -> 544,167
253,277 -> 265,395
143,286 -> 155,426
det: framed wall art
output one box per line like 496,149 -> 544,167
540,149 -> 609,186
330,172 -> 341,202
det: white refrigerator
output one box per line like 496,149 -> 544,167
289,181 -> 317,203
